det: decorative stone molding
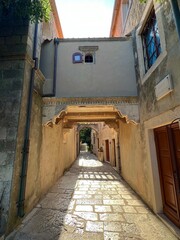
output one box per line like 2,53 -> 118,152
79,46 -> 99,53
43,97 -> 139,106
105,120 -> 119,131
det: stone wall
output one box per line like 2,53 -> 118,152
120,0 -> 180,214
0,5 -> 65,235
138,0 -> 180,122
124,0 -> 180,120
123,0 -> 146,36
0,58 -> 25,235
0,10 -> 30,235
0,9 -> 45,235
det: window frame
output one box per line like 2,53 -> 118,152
141,8 -> 162,73
136,0 -> 167,84
72,52 -> 83,64
85,53 -> 94,63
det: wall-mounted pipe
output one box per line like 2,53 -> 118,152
170,0 -> 180,40
17,23 -> 38,218
42,38 -> 60,97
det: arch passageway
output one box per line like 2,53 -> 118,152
7,152 -> 177,240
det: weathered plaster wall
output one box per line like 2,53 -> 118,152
138,1 -> 180,122
40,123 -> 63,194
91,122 -> 119,168
91,129 -> 99,157
7,65 -> 44,232
39,123 -> 77,195
24,81 -> 44,213
101,124 -> 118,167
40,38 -> 137,98
121,0 -> 180,214
124,0 -> 180,121
119,121 -> 154,209
123,0 -> 146,36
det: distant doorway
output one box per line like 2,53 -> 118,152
79,127 -> 91,151
105,140 -> 110,162
112,139 -> 116,167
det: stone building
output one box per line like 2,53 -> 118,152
0,0 -> 65,236
0,0 -> 180,237
110,0 -> 180,229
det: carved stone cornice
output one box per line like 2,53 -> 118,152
43,96 -> 139,106
79,46 -> 99,52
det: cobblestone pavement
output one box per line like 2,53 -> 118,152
7,152 -> 179,240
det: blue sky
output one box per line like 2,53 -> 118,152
55,0 -> 115,38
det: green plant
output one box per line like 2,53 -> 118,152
0,0 -> 51,23
79,128 -> 92,147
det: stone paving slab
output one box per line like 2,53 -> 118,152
6,152 -> 179,240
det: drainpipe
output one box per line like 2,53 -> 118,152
42,38 -> 60,97
170,0 -> 180,40
17,23 -> 38,218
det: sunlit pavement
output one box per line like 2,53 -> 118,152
7,152 -> 178,240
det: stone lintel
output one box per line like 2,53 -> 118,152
79,46 -> 99,52
43,97 -> 139,106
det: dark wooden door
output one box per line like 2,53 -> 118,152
170,123 -> 180,219
154,124 -> 180,227
105,140 -> 110,162
112,139 -> 116,167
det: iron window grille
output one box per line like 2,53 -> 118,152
141,8 -> 162,72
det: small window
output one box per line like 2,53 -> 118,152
141,8 -> 161,72
72,52 -> 83,63
85,54 -> 93,63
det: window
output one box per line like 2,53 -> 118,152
72,52 -> 83,63
141,8 -> 161,72
85,54 -> 93,63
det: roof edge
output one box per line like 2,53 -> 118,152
50,0 -> 64,38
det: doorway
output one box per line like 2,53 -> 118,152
105,140 -> 110,162
154,123 -> 180,227
112,139 -> 116,167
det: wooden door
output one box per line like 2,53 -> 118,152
112,139 -> 116,167
154,124 -> 180,227
105,140 -> 110,162
170,123 -> 180,219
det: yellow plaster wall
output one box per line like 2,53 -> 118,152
39,123 -> 77,196
119,121 -> 153,209
25,92 -> 43,212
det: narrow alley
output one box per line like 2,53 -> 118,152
7,153 -> 178,240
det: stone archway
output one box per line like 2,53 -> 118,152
43,104 -> 139,172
